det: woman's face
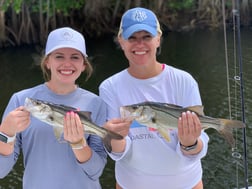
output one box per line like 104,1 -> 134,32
118,31 -> 161,66
45,48 -> 85,85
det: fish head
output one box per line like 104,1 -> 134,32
25,98 -> 52,116
24,97 -> 55,123
120,104 -> 156,124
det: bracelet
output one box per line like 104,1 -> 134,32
180,139 -> 198,151
70,138 -> 87,150
0,132 -> 16,143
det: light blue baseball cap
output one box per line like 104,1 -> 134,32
118,7 -> 162,39
45,27 -> 87,57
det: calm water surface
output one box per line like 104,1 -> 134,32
0,29 -> 251,189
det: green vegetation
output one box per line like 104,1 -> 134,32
0,0 -> 251,47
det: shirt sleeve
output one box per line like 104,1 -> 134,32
78,98 -> 108,180
170,68 -> 209,160
78,135 -> 107,180
99,80 -> 121,119
176,131 -> 209,161
0,94 -> 21,178
99,80 -> 133,160
106,136 -> 132,161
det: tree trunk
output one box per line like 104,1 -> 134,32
0,10 -> 5,46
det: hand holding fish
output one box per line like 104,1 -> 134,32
63,111 -> 92,162
104,118 -> 132,137
103,118 -> 132,153
0,106 -> 30,156
1,106 -> 31,136
63,111 -> 85,146
178,111 -> 202,154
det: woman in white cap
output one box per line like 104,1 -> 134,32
99,7 -> 209,189
0,27 -> 108,189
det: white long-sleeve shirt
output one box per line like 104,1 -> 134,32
99,64 -> 209,189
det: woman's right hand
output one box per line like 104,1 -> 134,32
103,118 -> 132,153
0,106 -> 30,155
1,106 -> 31,136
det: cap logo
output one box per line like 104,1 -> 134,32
131,10 -> 147,22
62,31 -> 73,41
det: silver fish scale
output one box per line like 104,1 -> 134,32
149,102 -> 221,130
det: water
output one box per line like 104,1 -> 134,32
0,29 -> 251,188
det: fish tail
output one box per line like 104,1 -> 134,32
218,119 -> 245,147
103,131 -> 124,153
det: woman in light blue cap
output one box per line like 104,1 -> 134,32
0,27 -> 108,189
100,7 -> 209,189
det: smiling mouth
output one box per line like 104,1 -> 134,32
133,50 -> 147,55
59,70 -> 74,75
135,52 -> 146,55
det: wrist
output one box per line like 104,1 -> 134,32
0,132 -> 16,143
70,138 -> 87,150
180,139 -> 198,151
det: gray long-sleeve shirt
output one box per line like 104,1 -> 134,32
0,84 -> 107,189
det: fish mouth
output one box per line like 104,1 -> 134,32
24,97 -> 34,111
120,107 -> 138,121
120,107 -> 129,118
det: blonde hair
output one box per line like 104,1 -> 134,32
40,55 -> 93,82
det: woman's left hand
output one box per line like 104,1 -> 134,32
178,111 -> 201,147
63,111 -> 84,144
64,111 -> 92,163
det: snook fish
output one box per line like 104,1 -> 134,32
120,101 -> 245,147
24,97 -> 123,152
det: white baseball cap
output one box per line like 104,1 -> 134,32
45,27 -> 87,57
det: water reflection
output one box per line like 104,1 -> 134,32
0,29 -> 251,188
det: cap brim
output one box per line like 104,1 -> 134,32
46,44 -> 87,57
122,24 -> 157,39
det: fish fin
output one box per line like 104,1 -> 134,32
163,103 -> 183,109
52,126 -> 63,141
157,127 -> 171,142
102,128 -> 124,153
77,111 -> 92,120
218,119 -> 245,147
85,125 -> 124,153
58,104 -> 77,111
186,105 -> 205,116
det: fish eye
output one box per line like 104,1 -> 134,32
151,117 -> 156,123
48,115 -> 54,121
